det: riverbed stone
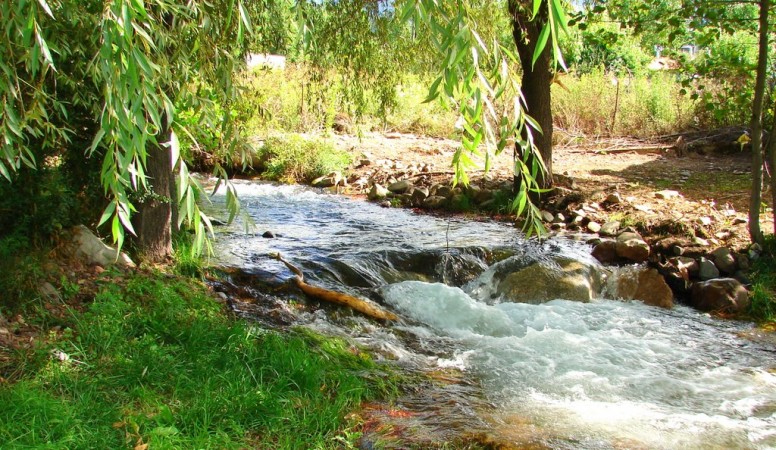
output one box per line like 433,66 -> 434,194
311,172 -> 342,187
599,221 -> 621,237
495,257 -> 603,304
411,187 -> 430,205
541,210 -> 555,222
423,195 -> 447,210
697,257 -> 720,280
613,268 -> 674,309
690,278 -> 750,313
387,179 -> 413,194
710,247 -> 737,275
368,183 -> 390,200
592,240 -> 618,264
474,188 -> 493,204
615,231 -> 650,263
435,185 -> 454,199
587,221 -> 602,233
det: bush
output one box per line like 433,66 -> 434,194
552,69 -> 699,139
749,237 -> 776,324
257,134 -> 352,183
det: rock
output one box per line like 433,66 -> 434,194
68,225 -> 135,268
749,243 -> 762,261
605,192 -> 622,204
710,247 -> 737,275
613,268 -> 674,308
473,188 -> 493,204
435,185 -> 454,199
39,282 -> 61,301
733,271 -> 751,285
553,213 -> 566,223
587,221 -> 602,233
368,184 -> 390,200
387,180 -> 413,194
411,187 -> 430,205
655,189 -> 682,200
615,231 -> 650,263
669,256 -> 699,278
692,237 -> 709,247
479,199 -> 495,210
697,216 -> 712,226
691,278 -> 750,313
599,221 -> 621,237
423,195 -> 447,210
493,257 -> 603,304
540,210 -> 555,222
697,257 -> 720,281
592,240 -> 618,264
311,172 -> 342,188
262,231 -> 276,238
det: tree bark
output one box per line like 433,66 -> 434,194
509,0 -> 554,191
134,136 -> 173,262
749,0 -> 769,245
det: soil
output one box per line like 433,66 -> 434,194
328,131 -> 767,252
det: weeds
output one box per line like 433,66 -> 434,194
257,134 -> 352,183
0,273 -> 397,449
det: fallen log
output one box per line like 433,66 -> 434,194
272,253 -> 398,321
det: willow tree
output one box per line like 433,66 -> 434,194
1,0 -> 248,261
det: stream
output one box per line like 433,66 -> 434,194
208,181 -> 776,449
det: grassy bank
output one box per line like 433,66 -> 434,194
0,269 -> 397,449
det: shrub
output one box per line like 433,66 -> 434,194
257,134 -> 352,183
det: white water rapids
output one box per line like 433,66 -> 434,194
210,180 -> 776,449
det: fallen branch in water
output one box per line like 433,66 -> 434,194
271,253 -> 398,321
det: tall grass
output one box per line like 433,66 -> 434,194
0,273 -> 397,449
552,70 -> 700,140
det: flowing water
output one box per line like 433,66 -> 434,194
209,180 -> 776,449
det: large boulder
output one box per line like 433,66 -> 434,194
387,179 -> 413,194
67,225 -> 135,268
611,267 -> 674,309
615,231 -> 650,263
690,278 -> 750,314
486,257 -> 604,304
592,240 -> 618,264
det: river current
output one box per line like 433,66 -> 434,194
209,181 -> 776,449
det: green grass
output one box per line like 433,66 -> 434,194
257,134 -> 353,183
0,273 -> 396,449
749,237 -> 776,324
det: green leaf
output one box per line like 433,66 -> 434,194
532,0 -> 542,19
98,202 -> 117,226
532,24 -> 550,68
36,0 -> 54,19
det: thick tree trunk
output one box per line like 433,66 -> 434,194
509,0 -> 554,191
134,136 -> 173,262
749,0 -> 769,245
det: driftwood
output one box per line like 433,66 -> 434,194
272,253 -> 398,321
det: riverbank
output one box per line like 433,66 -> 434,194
0,254 -> 399,448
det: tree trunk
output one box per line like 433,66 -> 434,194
509,0 -> 554,191
134,136 -> 173,262
749,0 -> 769,245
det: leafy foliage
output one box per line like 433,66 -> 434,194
1,0 -> 252,255
257,135 -> 353,183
